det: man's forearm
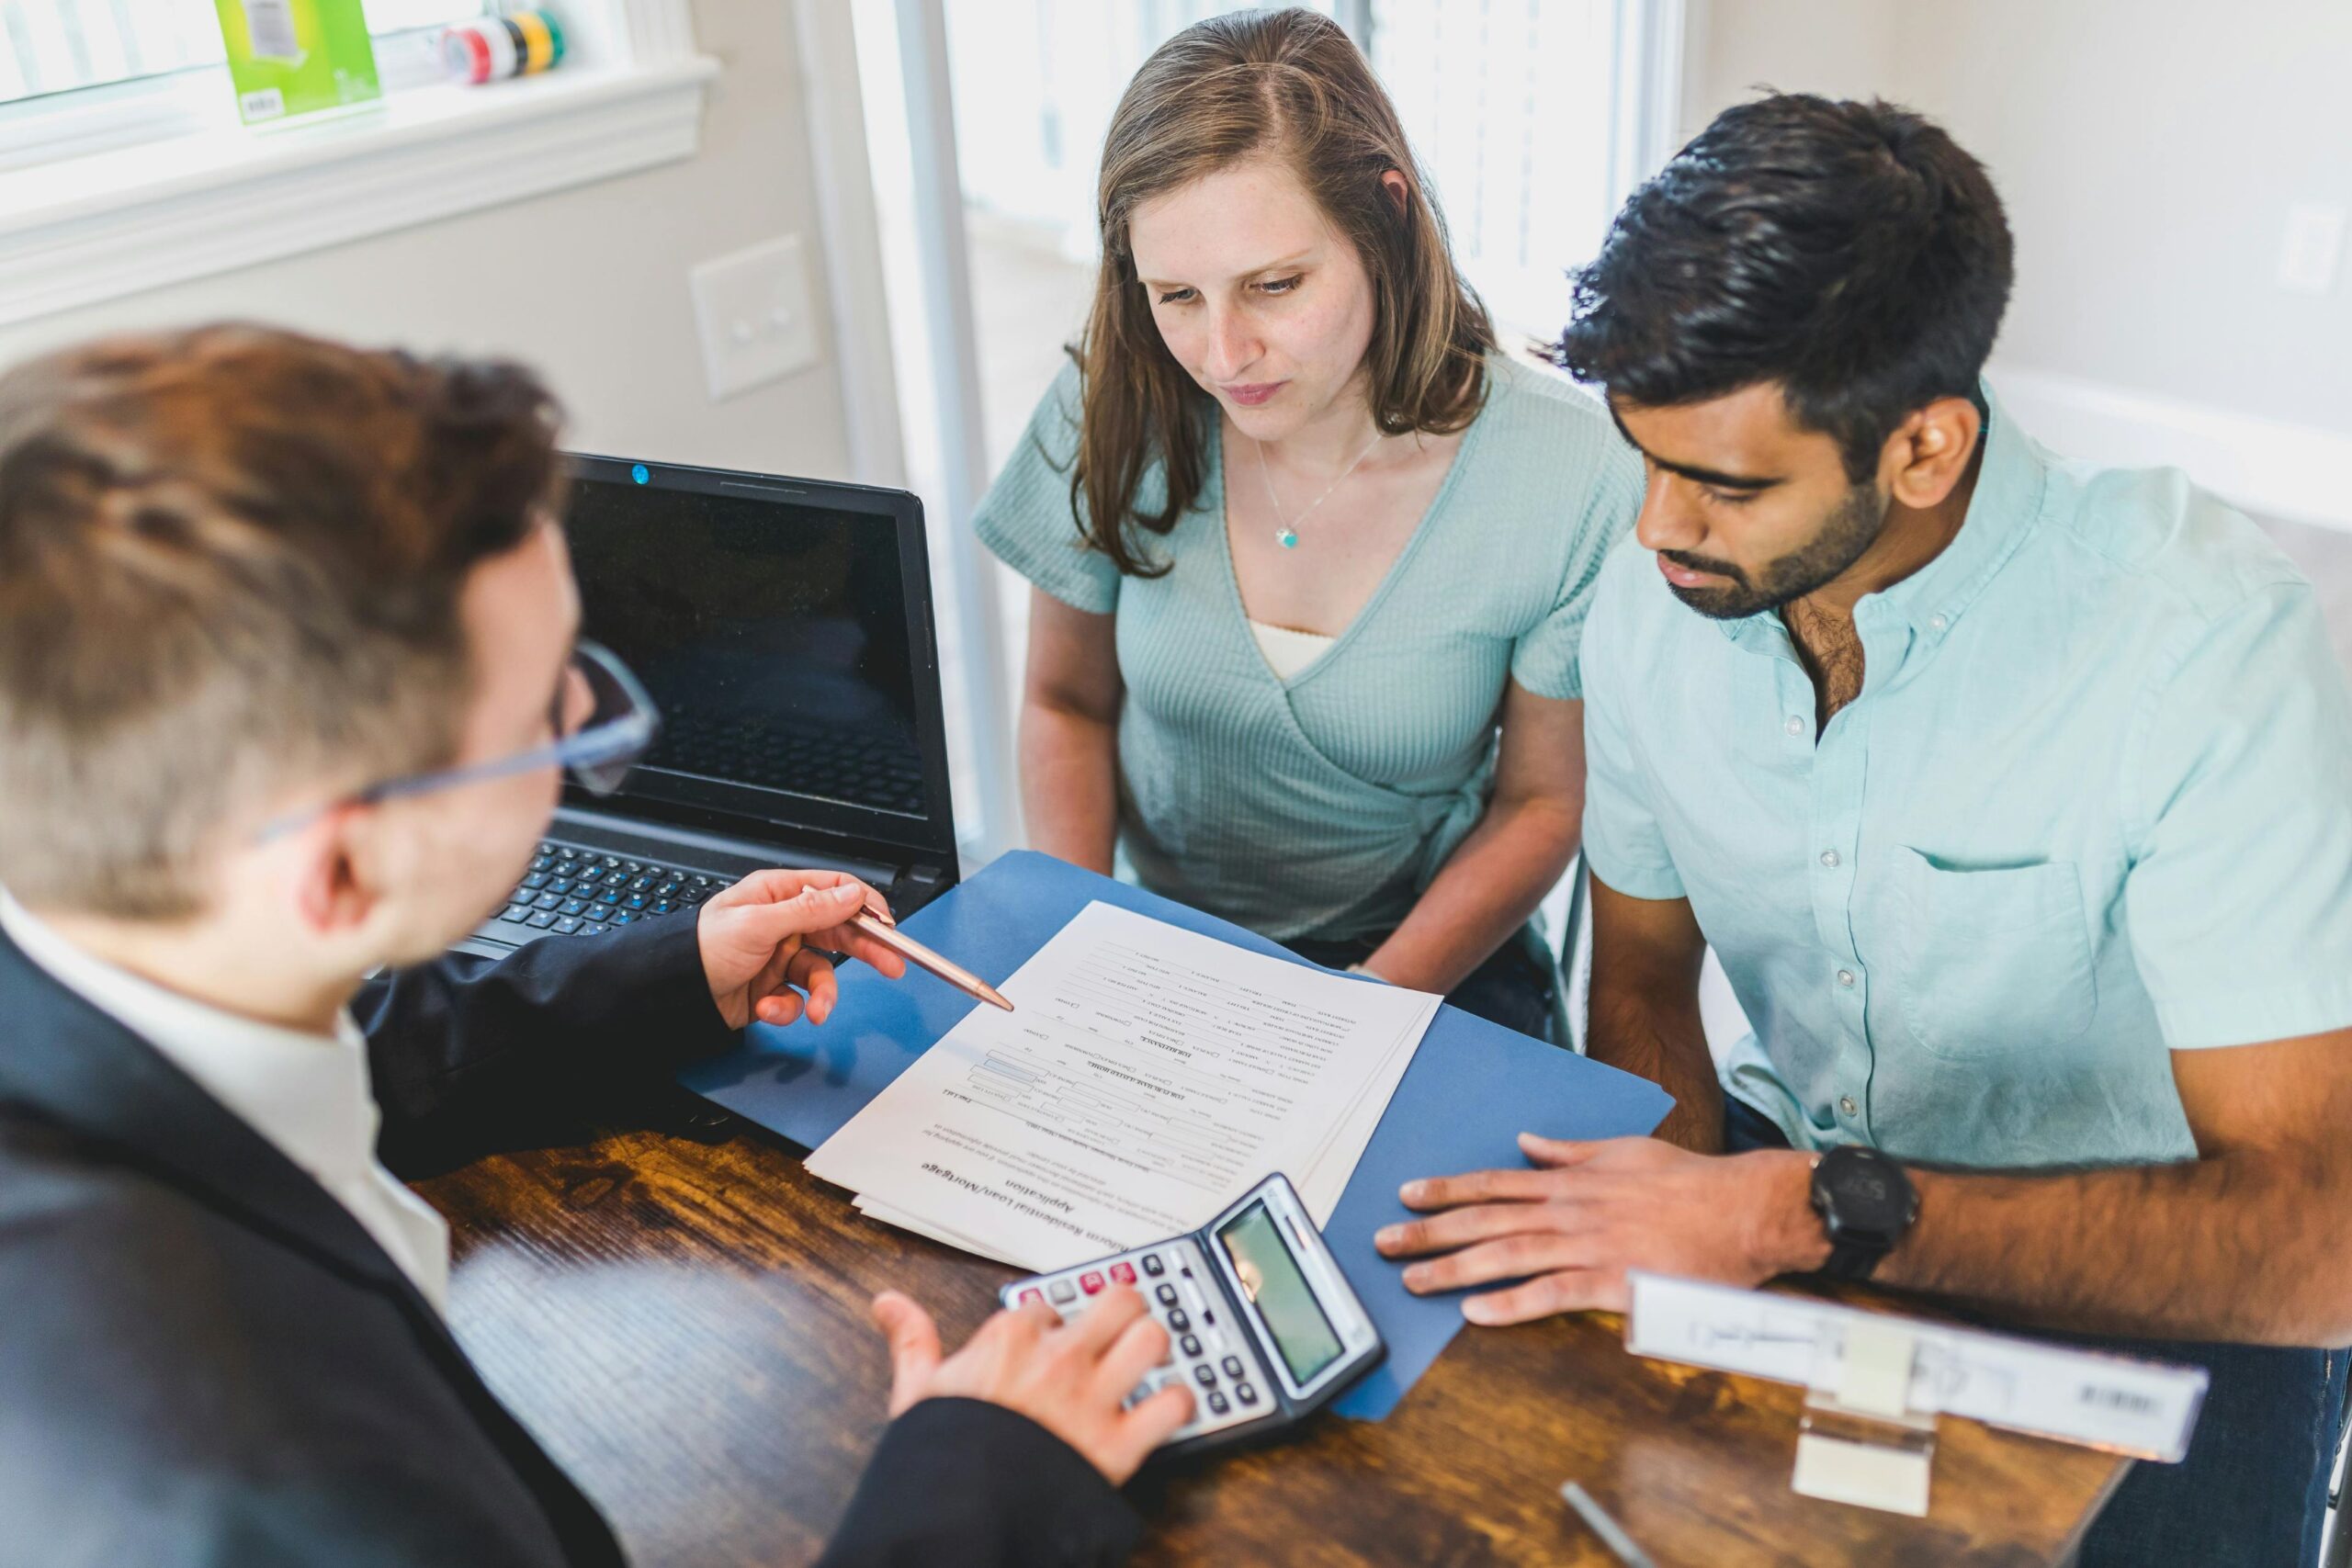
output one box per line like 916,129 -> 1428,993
364,914 -> 729,1170
1586,979 -> 1723,1152
1747,1143 -> 2352,1346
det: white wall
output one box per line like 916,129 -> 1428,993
1679,0 -> 1903,146
0,0 -> 853,479
1893,0 -> 2351,440
1682,0 -> 2352,528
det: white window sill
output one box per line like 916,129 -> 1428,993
0,56 -> 718,329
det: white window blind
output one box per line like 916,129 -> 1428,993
944,0 -> 1622,342
1367,0 -> 1619,339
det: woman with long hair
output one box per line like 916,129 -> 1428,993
975,8 -> 1639,1034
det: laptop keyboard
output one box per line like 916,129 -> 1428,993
651,712 -> 927,817
490,840 -> 723,942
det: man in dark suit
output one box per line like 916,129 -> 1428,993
0,326 -> 1192,1566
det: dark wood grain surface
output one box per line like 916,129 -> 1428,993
414,1102 -> 2125,1568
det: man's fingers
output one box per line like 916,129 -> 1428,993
1399,1234 -> 1599,1295
1375,1200 -> 1585,1258
1091,1313 -> 1172,1401
812,926 -> 911,979
1116,1382 -> 1196,1470
1060,1286 -> 1150,1357
786,949 -> 839,1023
719,867 -> 865,908
749,940 -> 798,1003
1461,1268 -> 1621,1325
1008,1295 -> 1062,1337
872,1292 -> 944,1416
755,991 -> 806,1026
1397,1167 -> 1561,1210
737,880 -> 871,944
1518,1132 -> 1604,1168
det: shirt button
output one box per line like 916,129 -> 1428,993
1839,1095 -> 1859,1117
1928,613 -> 1949,632
1785,716 -> 1805,737
1837,969 -> 1856,988
1820,850 -> 1840,868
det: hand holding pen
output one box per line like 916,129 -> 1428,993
695,868 -> 1011,1031
846,885 -> 1015,1012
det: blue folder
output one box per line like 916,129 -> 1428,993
682,851 -> 1672,1420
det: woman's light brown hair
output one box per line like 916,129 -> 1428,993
1069,6 -> 1495,577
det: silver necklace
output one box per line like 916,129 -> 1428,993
1256,428 -> 1384,549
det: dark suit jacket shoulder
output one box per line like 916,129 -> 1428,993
0,916 -> 1140,1568
0,1112 -> 571,1566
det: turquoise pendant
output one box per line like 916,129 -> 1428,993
1276,527 -> 1299,549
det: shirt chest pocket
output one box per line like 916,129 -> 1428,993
1887,848 -> 2098,1060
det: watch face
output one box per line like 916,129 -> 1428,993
1822,1149 -> 1912,1235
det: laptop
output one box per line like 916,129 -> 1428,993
458,453 -> 960,959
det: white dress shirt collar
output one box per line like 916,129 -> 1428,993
0,889 -> 450,1311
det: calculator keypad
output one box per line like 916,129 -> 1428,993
1005,1238 -> 1264,1440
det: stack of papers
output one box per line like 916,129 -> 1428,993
807,900 -> 1440,1270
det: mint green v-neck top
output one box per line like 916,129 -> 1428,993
975,354 -> 1643,943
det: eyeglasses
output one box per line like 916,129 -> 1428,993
256,639 -> 660,841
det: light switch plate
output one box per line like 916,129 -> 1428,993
690,234 -> 820,401
2278,202 -> 2346,298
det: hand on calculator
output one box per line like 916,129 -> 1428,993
870,1287 -> 1196,1483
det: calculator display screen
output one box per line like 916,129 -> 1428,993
1216,1201 -> 1344,1385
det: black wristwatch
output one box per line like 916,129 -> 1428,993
1808,1145 -> 1919,1281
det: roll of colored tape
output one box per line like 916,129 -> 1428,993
477,17 -> 517,80
441,11 -> 568,85
494,16 -> 529,73
513,9 -> 554,73
440,23 -> 492,84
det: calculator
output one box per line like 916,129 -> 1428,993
998,1172 -> 1385,1458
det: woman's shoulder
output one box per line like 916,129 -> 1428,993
976,361 -> 1091,543
1026,357 -> 1088,455
1003,358 -> 1195,479
1476,351 -> 1616,443
1461,352 -> 1640,502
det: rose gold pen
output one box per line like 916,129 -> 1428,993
845,887 -> 1014,1011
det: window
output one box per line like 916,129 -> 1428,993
0,0 -> 717,328
1369,0 -> 1620,342
0,1 -> 485,107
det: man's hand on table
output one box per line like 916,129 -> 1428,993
870,1287 -> 1195,1485
696,870 -> 909,1031
1375,1134 -> 1831,1325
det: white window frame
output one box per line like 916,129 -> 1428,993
0,0 -> 716,329
0,14 -> 466,173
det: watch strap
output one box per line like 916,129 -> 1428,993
1822,1234 -> 1890,1281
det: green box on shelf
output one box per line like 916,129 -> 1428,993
213,0 -> 382,126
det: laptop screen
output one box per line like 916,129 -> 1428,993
560,457 -> 954,862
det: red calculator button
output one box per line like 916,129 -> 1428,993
1110,1261 -> 1136,1285
1018,1288 -> 1044,1306
1080,1271 -> 1106,1294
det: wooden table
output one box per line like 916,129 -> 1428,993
414,1097 -> 2127,1568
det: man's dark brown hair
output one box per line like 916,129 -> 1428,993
0,324 -> 563,919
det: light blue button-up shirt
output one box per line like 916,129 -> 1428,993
1578,391 -> 2352,1168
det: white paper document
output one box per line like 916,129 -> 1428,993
807,901 -> 1439,1270
1625,1272 -> 2211,1463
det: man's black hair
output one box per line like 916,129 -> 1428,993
1550,94 -> 2014,480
